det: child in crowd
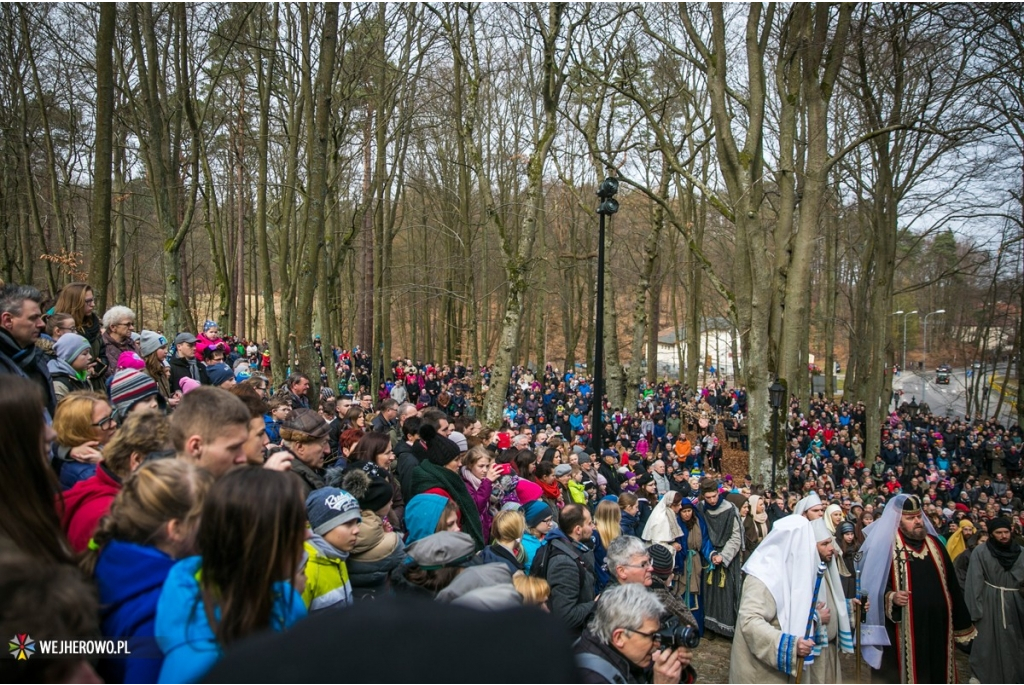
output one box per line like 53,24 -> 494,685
301,486 -> 362,611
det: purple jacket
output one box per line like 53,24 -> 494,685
461,469 -> 494,544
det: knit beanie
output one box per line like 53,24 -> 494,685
117,350 -> 146,371
179,377 -> 201,395
54,333 -> 91,364
340,469 -> 394,513
421,424 -> 461,467
988,516 -> 1012,533
207,362 -> 234,387
109,368 -> 160,418
523,500 -> 553,528
647,543 -> 675,577
139,330 -> 167,358
554,464 -> 573,478
515,479 -> 543,504
305,487 -> 361,536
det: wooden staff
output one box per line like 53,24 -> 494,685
795,561 -> 828,684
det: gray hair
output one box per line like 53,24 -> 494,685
589,583 -> 664,643
101,305 -> 135,329
605,535 -> 650,578
0,284 -> 42,316
397,402 -> 416,419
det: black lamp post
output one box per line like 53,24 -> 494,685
908,396 -> 919,419
769,380 -> 785,491
591,175 -> 619,455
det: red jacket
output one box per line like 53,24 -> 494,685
61,464 -> 122,553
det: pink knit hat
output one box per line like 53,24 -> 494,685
515,479 -> 543,504
179,377 -> 201,395
117,350 -> 146,371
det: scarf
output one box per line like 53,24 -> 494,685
460,465 -> 482,492
748,495 -> 769,525
987,537 -> 1022,571
410,460 -> 485,549
80,313 -> 101,344
536,477 -> 562,502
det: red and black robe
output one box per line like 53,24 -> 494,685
879,532 -> 976,683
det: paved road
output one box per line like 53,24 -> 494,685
892,369 -> 1017,424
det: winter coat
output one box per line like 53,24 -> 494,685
301,534 -> 354,612
620,510 -> 641,538
169,355 -> 210,391
264,414 -> 282,444
347,511 -> 406,599
61,464 -> 122,553
461,467 -> 495,543
567,479 -> 588,505
101,331 -> 138,382
410,460 -> 485,549
47,357 -> 93,401
544,528 -> 597,633
395,439 -> 428,502
155,556 -> 305,683
289,458 -> 326,497
94,540 -> 175,684
0,327 -> 57,417
476,543 -> 524,575
522,531 -> 545,574
404,493 -> 450,545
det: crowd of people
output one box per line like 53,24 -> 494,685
1,279 -> 1022,684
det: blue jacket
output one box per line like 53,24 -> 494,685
95,540 -> 175,684
620,510 -> 640,537
522,531 -> 544,574
156,556 -> 306,683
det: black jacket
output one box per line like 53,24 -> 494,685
169,355 -> 210,392
0,329 -> 56,417
395,439 -> 428,502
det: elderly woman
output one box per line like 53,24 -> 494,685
99,306 -> 138,381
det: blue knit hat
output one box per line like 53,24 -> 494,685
306,487 -> 361,536
523,500 -> 553,528
54,333 -> 91,364
207,363 -> 234,387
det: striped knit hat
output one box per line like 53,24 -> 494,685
109,368 -> 161,419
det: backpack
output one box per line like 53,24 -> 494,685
532,538 -> 586,588
574,653 -> 627,684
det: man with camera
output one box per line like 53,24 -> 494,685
574,583 -> 696,684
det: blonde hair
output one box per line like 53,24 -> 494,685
490,509 -> 526,545
462,445 -> 491,469
80,459 -> 213,576
102,410 -> 172,479
54,391 -> 110,447
512,571 -> 550,605
595,499 -> 622,548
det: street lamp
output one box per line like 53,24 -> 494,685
769,380 -> 785,491
899,310 -> 918,372
591,175 -> 618,455
921,309 -> 945,405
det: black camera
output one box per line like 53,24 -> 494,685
655,616 -> 700,649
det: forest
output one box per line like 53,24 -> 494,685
1,3 -> 1022,482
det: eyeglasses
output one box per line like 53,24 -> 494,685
623,557 -> 653,570
117,321 -> 135,328
624,627 -> 661,643
92,415 -> 117,430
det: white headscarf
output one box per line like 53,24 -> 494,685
794,492 -> 822,517
823,503 -> 843,534
642,491 -> 683,544
742,516 -> 818,645
810,518 -> 854,654
858,494 -> 939,669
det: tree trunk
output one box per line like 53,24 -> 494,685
90,2 -> 116,309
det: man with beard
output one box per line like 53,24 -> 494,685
859,494 -> 974,683
964,517 -> 1024,683
698,478 -> 743,637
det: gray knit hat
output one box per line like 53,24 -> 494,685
54,333 -> 91,364
305,487 -> 362,536
140,330 -> 167,358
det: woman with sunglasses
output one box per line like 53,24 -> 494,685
61,410 -> 174,553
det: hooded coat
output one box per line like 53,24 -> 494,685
301,534 -> 354,611
94,540 -> 176,683
155,556 -> 306,683
60,464 -> 122,553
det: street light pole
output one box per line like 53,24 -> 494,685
905,311 -> 921,374
921,309 -> 945,406
591,176 -> 618,455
